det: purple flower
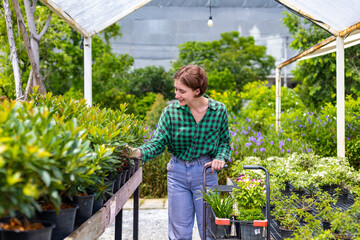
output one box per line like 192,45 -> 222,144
260,148 -> 265,152
253,149 -> 257,153
155,124 -> 158,128
257,132 -> 262,137
299,124 -> 303,128
248,126 -> 251,131
307,149 -> 311,152
247,118 -> 251,122
317,138 -> 319,141
270,141 -> 274,145
302,133 -> 305,136
281,149 -> 284,153
287,150 -> 290,153
287,138 -> 291,141
240,130 -> 248,135
347,137 -> 350,140
235,151 -> 238,154
245,142 -> 252,147
233,116 -> 236,119
279,140 -> 285,148
249,136 -> 257,142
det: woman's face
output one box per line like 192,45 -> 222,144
174,80 -> 199,106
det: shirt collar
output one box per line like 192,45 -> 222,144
174,94 -> 217,110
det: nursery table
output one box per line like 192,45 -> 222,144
64,161 -> 142,240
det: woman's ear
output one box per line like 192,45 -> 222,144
194,88 -> 201,97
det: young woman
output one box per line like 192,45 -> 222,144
127,65 -> 231,240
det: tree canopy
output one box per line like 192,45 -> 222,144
172,31 -> 275,92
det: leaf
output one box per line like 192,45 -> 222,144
41,171 -> 51,187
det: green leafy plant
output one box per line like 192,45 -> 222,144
236,208 -> 264,221
233,174 -> 266,209
199,189 -> 234,219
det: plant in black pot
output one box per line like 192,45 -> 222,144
199,189 -> 234,239
314,190 -> 337,231
233,174 -> 267,240
0,101 -> 63,240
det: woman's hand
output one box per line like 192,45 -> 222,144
123,145 -> 141,159
204,159 -> 225,173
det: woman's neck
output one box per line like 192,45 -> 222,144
188,96 -> 208,112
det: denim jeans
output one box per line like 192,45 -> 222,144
167,155 -> 218,240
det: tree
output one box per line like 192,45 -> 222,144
126,66 -> 174,100
0,2 -> 133,105
172,31 -> 275,92
2,0 -> 22,99
282,12 -> 360,109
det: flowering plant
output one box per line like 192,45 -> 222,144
233,174 -> 266,210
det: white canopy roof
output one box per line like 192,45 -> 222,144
276,0 -> 360,36
40,0 -> 152,37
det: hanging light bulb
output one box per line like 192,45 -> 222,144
207,0 -> 213,27
207,16 -> 213,27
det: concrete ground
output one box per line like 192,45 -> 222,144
99,199 -> 201,240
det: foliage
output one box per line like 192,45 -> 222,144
172,31 -> 275,92
280,95 -> 360,169
236,208 -> 264,221
233,174 -> 266,210
0,2 -> 134,108
199,189 -> 234,219
140,150 -> 170,198
208,90 -> 242,116
126,66 -> 174,100
283,12 -> 360,108
146,93 -> 167,129
132,92 -> 157,120
0,100 -> 101,217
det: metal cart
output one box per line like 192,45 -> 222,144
202,165 -> 271,240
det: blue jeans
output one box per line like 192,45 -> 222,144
167,155 -> 218,240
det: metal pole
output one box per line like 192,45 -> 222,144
275,67 -> 281,131
336,36 -> 345,158
133,160 -> 140,240
84,37 -> 92,106
115,210 -> 123,240
283,37 -> 288,87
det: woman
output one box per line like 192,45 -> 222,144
127,65 -> 231,240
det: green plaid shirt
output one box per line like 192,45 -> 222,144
139,96 -> 231,163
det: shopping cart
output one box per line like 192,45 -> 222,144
202,165 -> 271,240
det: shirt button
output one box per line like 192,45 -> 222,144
192,146 -> 195,149
190,157 -> 193,160
195,124 -> 198,127
193,136 -> 196,139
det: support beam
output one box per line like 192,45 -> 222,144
336,37 -> 345,158
275,67 -> 281,131
84,37 -> 92,106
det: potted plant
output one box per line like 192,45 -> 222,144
199,189 -> 234,239
271,194 -> 300,239
314,190 -> 337,230
233,174 -> 267,240
236,208 -> 265,240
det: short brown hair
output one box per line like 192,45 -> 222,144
174,65 -> 208,97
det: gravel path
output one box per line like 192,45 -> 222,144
99,209 -> 201,240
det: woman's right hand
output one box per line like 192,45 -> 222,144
123,145 -> 141,159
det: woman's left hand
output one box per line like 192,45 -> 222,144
204,159 -> 225,173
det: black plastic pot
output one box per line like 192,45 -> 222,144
73,193 -> 95,227
105,179 -> 116,201
322,221 -> 331,231
92,197 -> 104,213
239,221 -> 264,240
0,220 -> 54,240
279,227 -> 295,239
113,172 -> 123,193
36,204 -> 78,240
